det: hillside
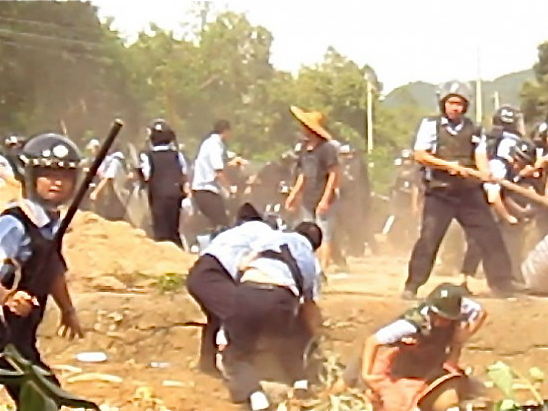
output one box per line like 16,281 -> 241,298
383,69 -> 535,114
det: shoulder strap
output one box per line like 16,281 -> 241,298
1,206 -> 41,238
256,244 -> 304,297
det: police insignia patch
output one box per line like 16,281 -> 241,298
52,145 -> 69,158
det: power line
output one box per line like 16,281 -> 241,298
0,37 -> 115,63
0,26 -> 106,50
0,14 -> 104,37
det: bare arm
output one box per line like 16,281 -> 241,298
474,151 -> 491,178
288,173 -> 305,198
301,300 -> 323,336
319,165 -> 340,205
447,308 -> 487,367
50,274 -> 75,314
90,177 -> 109,200
285,173 -> 305,211
360,335 -> 382,378
488,191 -> 517,223
50,274 -> 84,339
414,150 -> 462,174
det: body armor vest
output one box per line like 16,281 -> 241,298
429,116 -> 480,189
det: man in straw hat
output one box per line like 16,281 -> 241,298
285,106 -> 340,271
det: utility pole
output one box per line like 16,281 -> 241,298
475,44 -> 483,124
366,80 -> 374,153
493,91 -> 500,110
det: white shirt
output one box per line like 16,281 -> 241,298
98,152 -> 124,180
203,220 -> 274,279
374,298 -> 483,345
483,158 -> 509,196
191,134 -> 226,193
495,131 -> 521,159
247,232 -> 322,300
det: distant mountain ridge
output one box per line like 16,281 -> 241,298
383,69 -> 534,114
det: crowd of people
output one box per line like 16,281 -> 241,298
2,81 -> 548,411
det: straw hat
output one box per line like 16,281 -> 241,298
290,106 -> 332,140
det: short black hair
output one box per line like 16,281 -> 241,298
213,119 -> 231,134
295,222 -> 323,250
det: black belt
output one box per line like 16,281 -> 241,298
241,281 -> 280,290
241,282 -> 296,297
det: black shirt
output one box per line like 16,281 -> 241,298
297,140 -> 339,210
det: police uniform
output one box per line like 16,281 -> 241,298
0,200 -> 66,401
140,144 -> 187,247
404,115 -> 514,297
0,133 -> 82,406
482,153 -> 534,284
222,231 -> 321,410
186,219 -> 275,374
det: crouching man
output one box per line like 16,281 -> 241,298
222,222 -> 323,411
332,283 -> 486,411
186,203 -> 277,376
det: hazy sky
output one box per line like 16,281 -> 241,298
91,0 -> 548,93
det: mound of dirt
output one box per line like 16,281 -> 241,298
64,212 -> 196,285
0,185 -> 197,289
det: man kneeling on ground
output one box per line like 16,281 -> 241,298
222,222 -> 323,411
332,283 -> 486,411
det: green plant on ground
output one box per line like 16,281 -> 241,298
276,347 -> 372,411
0,344 -> 99,411
486,361 -> 545,411
155,272 -> 186,292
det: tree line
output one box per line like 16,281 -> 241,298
0,1 -> 546,190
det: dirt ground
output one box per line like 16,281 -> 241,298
6,253 -> 548,411
0,185 -> 546,410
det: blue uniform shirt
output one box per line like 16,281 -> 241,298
0,200 -> 60,278
203,220 -> 275,280
247,232 -> 321,301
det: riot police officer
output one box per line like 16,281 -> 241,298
403,81 -> 517,299
140,119 -> 188,247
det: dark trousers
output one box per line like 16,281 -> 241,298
192,190 -> 229,229
461,235 -> 482,276
0,302 -> 61,407
406,187 -> 513,293
186,254 -> 237,372
461,221 -> 526,284
223,283 -> 306,403
149,194 -> 183,247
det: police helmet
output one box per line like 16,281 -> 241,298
425,283 -> 464,320
20,133 -> 82,208
4,135 -> 26,149
511,140 -> 536,165
147,119 -> 176,146
493,105 -> 522,127
437,80 -> 473,113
